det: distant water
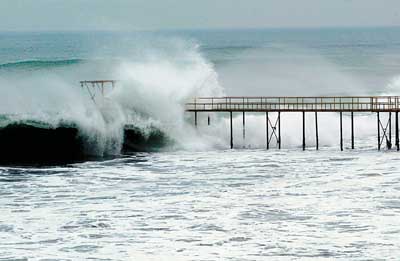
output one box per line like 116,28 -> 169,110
1,28 -> 400,260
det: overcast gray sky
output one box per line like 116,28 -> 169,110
1,0 -> 400,31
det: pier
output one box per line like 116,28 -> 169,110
186,96 -> 400,151
80,80 -> 116,102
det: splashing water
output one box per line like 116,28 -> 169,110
0,38 -> 226,156
0,31 -> 399,155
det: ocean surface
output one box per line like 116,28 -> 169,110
1,27 -> 400,260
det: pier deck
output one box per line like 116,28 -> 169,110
185,96 -> 400,151
186,96 -> 400,112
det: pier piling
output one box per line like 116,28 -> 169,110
396,112 -> 399,151
378,112 -> 381,150
340,112 -> 343,151
315,112 -> 319,150
243,112 -> 245,141
351,112 -> 354,149
278,112 -> 281,149
266,112 -> 269,150
230,111 -> 233,149
302,111 -> 306,151
389,112 -> 392,148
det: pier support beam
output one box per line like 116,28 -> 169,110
377,112 -> 393,150
389,112 -> 392,149
340,112 -> 343,151
302,111 -> 306,151
351,112 -> 354,149
243,111 -> 246,142
278,112 -> 281,149
396,112 -> 399,151
266,112 -> 282,149
266,112 -> 269,150
377,112 -> 381,150
230,111 -> 233,149
315,112 -> 319,150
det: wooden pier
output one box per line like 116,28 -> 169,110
186,96 -> 400,151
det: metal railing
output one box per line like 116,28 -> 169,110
185,96 -> 400,112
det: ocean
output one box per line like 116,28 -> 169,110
1,27 -> 400,260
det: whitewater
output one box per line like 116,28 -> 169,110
1,28 -> 400,260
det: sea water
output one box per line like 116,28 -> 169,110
1,27 -> 400,260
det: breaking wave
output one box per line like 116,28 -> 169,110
0,38 -> 225,164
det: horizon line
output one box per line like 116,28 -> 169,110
1,25 -> 400,33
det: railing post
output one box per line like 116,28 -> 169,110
352,97 -> 354,111
278,97 -> 281,111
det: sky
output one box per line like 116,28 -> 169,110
0,0 -> 400,31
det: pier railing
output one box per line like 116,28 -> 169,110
186,96 -> 400,112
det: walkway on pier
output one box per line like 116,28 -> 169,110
186,96 -> 400,151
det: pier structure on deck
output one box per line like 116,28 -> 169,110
80,80 -> 116,103
186,96 -> 400,151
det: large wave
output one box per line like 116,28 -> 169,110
0,37 -> 225,163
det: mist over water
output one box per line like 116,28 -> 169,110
2,28 -> 400,260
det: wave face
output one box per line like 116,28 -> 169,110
0,122 -> 84,165
0,120 -> 170,165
